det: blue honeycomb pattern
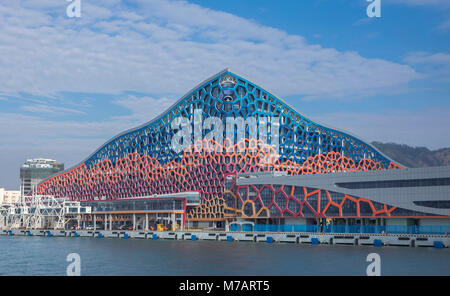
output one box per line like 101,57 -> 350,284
83,69 -> 394,170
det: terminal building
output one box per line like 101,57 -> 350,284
32,69 -> 450,234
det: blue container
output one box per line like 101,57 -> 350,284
266,236 -> 273,243
73,233 -> 79,237
373,239 -> 383,247
433,241 -> 444,249
123,233 -> 129,239
8,231 -> 12,236
311,237 -> 319,245
227,235 -> 233,242
26,231 -> 31,237
191,235 -> 197,241
47,232 -> 52,237
97,233 -> 103,238
152,234 -> 158,240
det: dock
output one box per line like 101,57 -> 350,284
1,229 -> 448,248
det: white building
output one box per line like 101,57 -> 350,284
0,188 -> 21,204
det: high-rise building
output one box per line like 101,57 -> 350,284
20,158 -> 64,196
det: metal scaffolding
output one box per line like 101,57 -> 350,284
0,193 -> 90,230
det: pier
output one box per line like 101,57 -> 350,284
1,228 -> 448,249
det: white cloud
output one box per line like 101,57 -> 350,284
404,52 -> 450,82
405,52 -> 450,64
113,95 -> 176,123
21,104 -> 86,115
0,94 -> 174,189
0,0 -> 447,189
313,108 -> 450,150
0,0 -> 419,100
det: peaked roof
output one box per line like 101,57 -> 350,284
40,69 -> 404,183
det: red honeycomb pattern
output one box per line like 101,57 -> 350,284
227,183 -> 398,219
186,196 -> 237,221
34,139 -> 401,219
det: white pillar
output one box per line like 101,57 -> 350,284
94,214 -> 96,231
145,213 -> 148,231
104,214 -> 107,230
133,213 -> 136,231
172,213 -> 176,230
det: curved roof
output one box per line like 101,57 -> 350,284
38,69 -> 403,185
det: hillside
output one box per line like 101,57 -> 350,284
372,142 -> 450,168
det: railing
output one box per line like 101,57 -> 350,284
231,224 -> 319,233
230,224 -> 450,235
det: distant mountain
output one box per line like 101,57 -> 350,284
372,142 -> 450,168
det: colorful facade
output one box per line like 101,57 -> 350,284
34,69 -> 449,228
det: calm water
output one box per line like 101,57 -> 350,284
0,236 -> 448,276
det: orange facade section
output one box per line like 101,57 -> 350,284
35,139 -> 400,205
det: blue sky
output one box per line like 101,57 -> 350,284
0,0 -> 449,189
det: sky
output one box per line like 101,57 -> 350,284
0,0 -> 449,189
